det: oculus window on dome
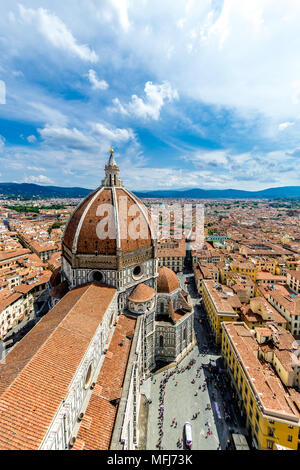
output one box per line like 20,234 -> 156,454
91,271 -> 103,282
132,265 -> 143,280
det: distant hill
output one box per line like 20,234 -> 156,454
0,183 -> 91,199
0,182 -> 299,199
134,186 -> 300,199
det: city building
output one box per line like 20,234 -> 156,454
157,238 -> 186,273
201,280 -> 240,344
221,322 -> 300,450
267,287 -> 300,338
240,297 -> 287,330
287,270 -> 300,295
0,150 -> 194,450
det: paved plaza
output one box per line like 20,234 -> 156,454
143,270 -> 247,450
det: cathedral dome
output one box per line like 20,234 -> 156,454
157,266 -> 180,293
62,149 -> 156,270
127,283 -> 155,302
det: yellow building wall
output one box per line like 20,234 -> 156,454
222,331 -> 299,450
202,286 -> 239,344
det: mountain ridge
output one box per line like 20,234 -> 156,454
0,182 -> 299,199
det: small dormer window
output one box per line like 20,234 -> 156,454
84,363 -> 93,389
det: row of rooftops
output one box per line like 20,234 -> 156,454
222,321 -> 300,423
202,279 -> 241,315
0,281 -> 118,449
0,272 -> 52,312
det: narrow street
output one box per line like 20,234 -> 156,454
143,268 -> 247,450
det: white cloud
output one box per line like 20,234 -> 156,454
92,0 -> 300,120
38,125 -> 97,150
26,166 -> 44,171
110,0 -> 131,32
114,81 -> 178,120
0,135 -> 5,151
110,97 -> 129,116
1,0 -> 300,190
37,122 -> 134,153
278,121 -> 294,131
122,144 -> 300,190
0,80 -> 6,104
24,174 -> 53,185
87,69 -> 108,90
93,123 -> 134,142
187,150 -> 229,166
27,135 -> 37,143
8,11 -> 16,23
12,70 -> 24,78
18,4 -> 98,62
29,102 -> 68,126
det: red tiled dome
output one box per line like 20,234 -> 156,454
157,266 -> 179,293
62,187 -> 155,256
49,267 -> 61,288
50,280 -> 69,300
128,283 -> 155,302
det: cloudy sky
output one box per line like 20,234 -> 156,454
0,0 -> 300,191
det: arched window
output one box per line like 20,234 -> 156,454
132,265 -> 143,280
160,302 -> 164,314
92,271 -> 103,282
159,335 -> 164,348
183,327 -> 187,342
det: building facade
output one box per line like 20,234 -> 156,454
0,149 -> 194,451
222,322 -> 300,450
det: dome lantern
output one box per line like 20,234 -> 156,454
102,146 -> 123,187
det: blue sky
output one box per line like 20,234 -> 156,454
0,0 -> 300,191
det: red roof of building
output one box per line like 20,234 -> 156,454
157,266 -> 179,293
0,281 -> 116,449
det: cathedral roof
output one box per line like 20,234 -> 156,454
0,281 -> 116,449
157,266 -> 180,293
75,314 -> 137,450
127,283 -> 155,302
62,151 -> 155,260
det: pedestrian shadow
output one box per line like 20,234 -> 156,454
202,360 -> 228,449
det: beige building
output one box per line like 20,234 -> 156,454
241,297 -> 287,330
193,262 -> 219,295
0,149 -> 194,451
226,272 -> 255,304
0,272 -> 51,339
268,289 -> 300,338
202,280 -> 240,343
157,238 -> 186,273
287,270 -> 300,295
222,321 -> 300,450
250,256 -> 277,275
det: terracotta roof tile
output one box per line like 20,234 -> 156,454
127,283 -> 155,302
0,281 -> 116,449
63,186 -> 154,256
76,314 -> 136,450
157,266 -> 179,293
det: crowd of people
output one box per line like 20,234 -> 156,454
150,284 -> 245,451
155,358 -> 196,449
